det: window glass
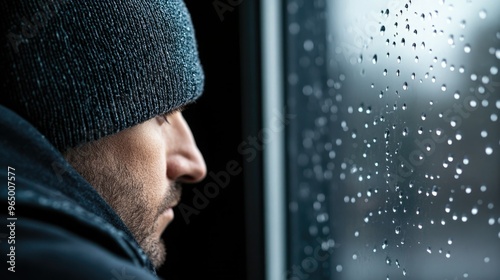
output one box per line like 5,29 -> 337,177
286,0 -> 500,279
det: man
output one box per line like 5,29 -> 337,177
0,0 -> 206,279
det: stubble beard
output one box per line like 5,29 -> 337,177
65,145 -> 180,269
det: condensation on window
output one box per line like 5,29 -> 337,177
285,0 -> 500,279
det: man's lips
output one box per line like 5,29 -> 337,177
154,196 -> 181,239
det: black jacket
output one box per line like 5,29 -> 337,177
0,105 -> 159,279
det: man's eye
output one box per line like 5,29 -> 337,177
162,114 -> 171,124
159,105 -> 187,124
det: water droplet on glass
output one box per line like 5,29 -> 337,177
403,82 -> 408,90
304,40 -> 314,51
383,69 -> 388,76
479,9 -> 487,19
448,35 -> 454,45
372,55 -> 378,64
464,44 -> 471,53
432,185 -> 439,196
485,146 -> 493,155
415,56 -> 419,63
491,66 -> 499,75
460,20 -> 466,28
380,25 -> 386,36
427,247 -> 432,254
441,59 -> 447,68
441,84 -> 447,91
402,127 -> 409,136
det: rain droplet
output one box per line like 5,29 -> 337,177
432,185 -> 439,196
441,59 -> 447,68
448,35 -> 455,45
382,239 -> 388,249
403,82 -> 408,90
383,69 -> 388,76
372,55 -> 378,64
485,146 -> 493,155
479,9 -> 487,19
464,44 -> 471,53
304,40 -> 314,51
380,25 -> 386,36
441,84 -> 447,91
491,66 -> 499,75
402,127 -> 409,136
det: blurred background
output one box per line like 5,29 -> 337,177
160,1 -> 500,279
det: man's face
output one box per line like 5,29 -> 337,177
64,111 -> 206,268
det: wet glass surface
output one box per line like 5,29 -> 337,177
285,0 -> 500,279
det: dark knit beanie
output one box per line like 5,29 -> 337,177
0,0 -> 204,152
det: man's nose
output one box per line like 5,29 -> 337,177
166,112 -> 207,183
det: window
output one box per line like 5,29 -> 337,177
284,0 -> 500,279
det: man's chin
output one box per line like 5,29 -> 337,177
141,236 -> 167,269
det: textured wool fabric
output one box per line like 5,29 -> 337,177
0,0 -> 204,152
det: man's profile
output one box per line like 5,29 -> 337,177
0,0 -> 206,278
